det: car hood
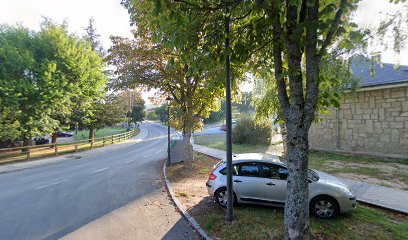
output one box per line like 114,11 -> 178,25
314,170 -> 349,189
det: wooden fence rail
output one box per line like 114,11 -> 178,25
0,129 -> 139,164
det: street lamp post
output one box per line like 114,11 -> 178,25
166,96 -> 172,166
225,6 -> 233,223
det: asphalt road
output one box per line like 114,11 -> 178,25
0,122 -> 196,240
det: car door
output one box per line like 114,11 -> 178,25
261,163 -> 288,204
233,162 -> 266,201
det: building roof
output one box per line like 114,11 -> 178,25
351,59 -> 408,88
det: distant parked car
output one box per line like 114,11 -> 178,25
206,153 -> 356,219
34,137 -> 50,145
56,131 -> 74,137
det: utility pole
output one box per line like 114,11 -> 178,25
225,5 -> 233,223
166,96 -> 172,166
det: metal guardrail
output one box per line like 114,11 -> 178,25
0,129 -> 139,164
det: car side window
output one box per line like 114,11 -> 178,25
219,165 -> 238,175
260,163 -> 288,180
237,162 -> 260,177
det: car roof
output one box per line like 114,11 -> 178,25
221,153 -> 284,165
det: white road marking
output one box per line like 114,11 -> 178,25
154,149 -> 164,154
123,159 -> 136,164
143,154 -> 153,157
35,180 -> 68,189
18,176 -> 33,181
90,167 -> 109,174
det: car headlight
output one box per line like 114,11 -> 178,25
339,187 -> 354,197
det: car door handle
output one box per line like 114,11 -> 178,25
266,182 -> 275,186
234,179 -> 242,183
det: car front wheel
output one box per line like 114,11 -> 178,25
310,196 -> 339,219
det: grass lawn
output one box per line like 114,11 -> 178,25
74,127 -> 128,140
194,134 -> 268,154
167,153 -> 408,240
193,134 -> 408,190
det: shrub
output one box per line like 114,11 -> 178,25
232,116 -> 272,145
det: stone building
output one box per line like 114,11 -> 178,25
309,60 -> 408,158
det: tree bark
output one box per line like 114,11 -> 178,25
281,124 -> 288,159
22,136 -> 32,153
182,128 -> 193,163
51,132 -> 58,144
284,120 -> 310,240
89,127 -> 94,143
50,132 -> 58,148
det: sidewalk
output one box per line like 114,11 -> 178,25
193,143 -> 408,214
0,129 -> 148,174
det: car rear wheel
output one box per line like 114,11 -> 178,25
310,196 -> 339,219
215,188 -> 235,208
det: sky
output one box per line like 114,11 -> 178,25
1,0 -> 407,103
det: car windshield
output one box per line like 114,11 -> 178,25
308,169 -> 319,182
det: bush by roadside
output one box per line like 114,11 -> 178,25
232,116 -> 272,145
166,152 -> 408,240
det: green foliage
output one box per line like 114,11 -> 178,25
232,116 -> 272,145
110,0 -> 237,136
146,111 -> 158,120
0,99 -> 20,141
0,22 -> 107,143
116,89 -> 145,128
130,105 -> 145,123
155,104 -> 168,123
87,95 -> 127,130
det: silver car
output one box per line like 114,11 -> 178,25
206,153 -> 356,219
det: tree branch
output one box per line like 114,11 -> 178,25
318,0 -> 348,57
304,0 -> 320,129
270,1 -> 289,113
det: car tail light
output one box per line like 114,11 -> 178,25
208,173 -> 217,180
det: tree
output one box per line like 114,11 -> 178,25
109,1 -> 228,162
0,22 -> 107,147
117,89 -> 145,130
139,0 -> 368,238
130,105 -> 145,124
0,25 -> 59,146
155,104 -> 168,124
86,95 -> 127,140
83,17 -> 103,54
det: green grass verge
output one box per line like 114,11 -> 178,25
194,134 -> 268,154
74,127 -> 127,141
195,204 -> 408,240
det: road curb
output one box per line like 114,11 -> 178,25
162,160 -> 213,240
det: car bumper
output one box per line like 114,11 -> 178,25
339,196 -> 357,213
206,181 -> 216,197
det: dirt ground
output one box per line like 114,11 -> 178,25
166,153 -> 220,217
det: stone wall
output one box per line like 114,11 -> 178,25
309,85 -> 408,158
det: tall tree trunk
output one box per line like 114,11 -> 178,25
22,135 -> 31,153
182,108 -> 194,164
281,124 -> 288,159
284,121 -> 310,240
51,132 -> 58,144
50,132 -> 58,148
89,127 -> 94,143
182,127 -> 193,163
